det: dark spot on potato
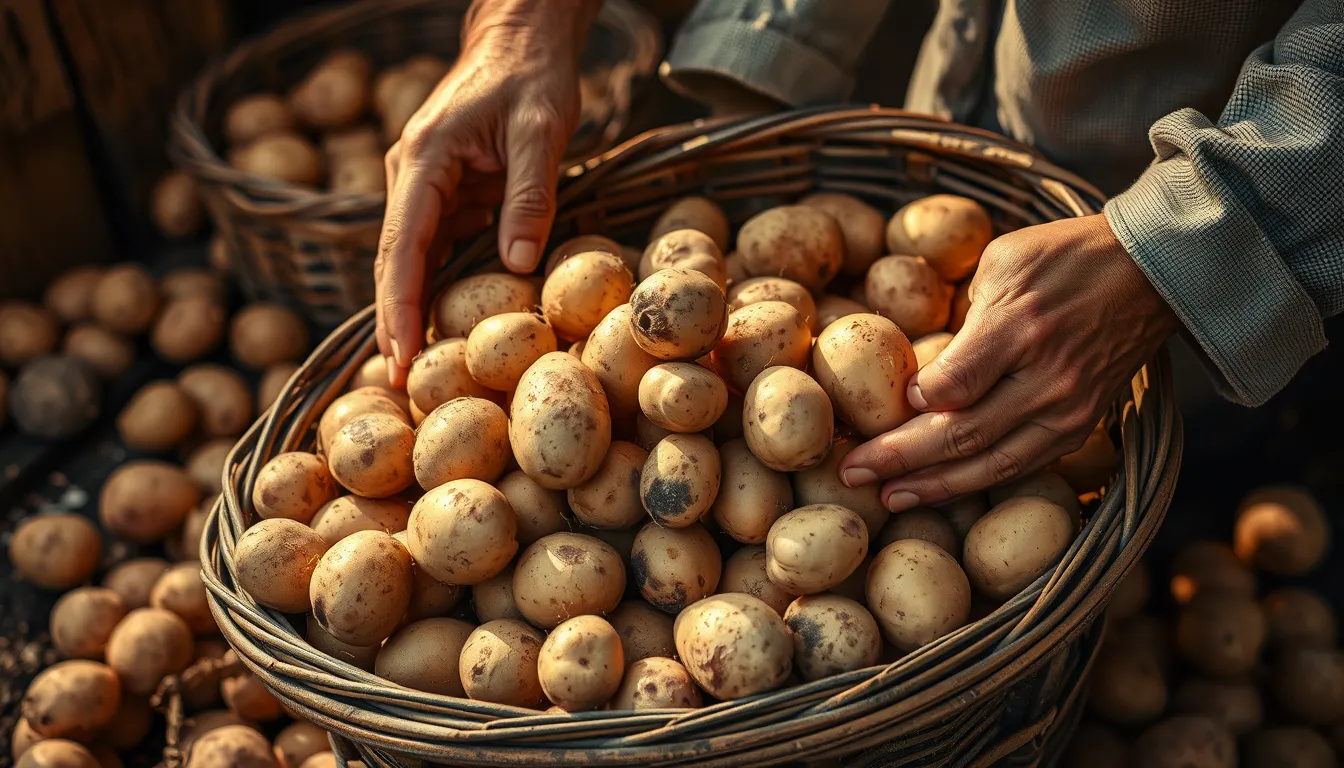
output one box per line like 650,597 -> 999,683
554,544 -> 587,566
842,516 -> 862,537
785,612 -> 826,657
359,448 -> 375,468
644,478 -> 693,525
704,645 -> 729,690
312,597 -> 329,627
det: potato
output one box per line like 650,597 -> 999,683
250,452 -> 335,523
937,495 -> 988,542
581,303 -> 660,416
395,531 -> 465,623
117,381 -> 196,451
43,266 -> 103,323
607,600 -> 676,665
567,441 -> 646,529
650,197 -> 730,254
208,234 -> 232,272
628,269 -> 728,361
1176,593 -> 1266,677
1052,424 -> 1118,493
471,564 -> 523,623
1132,716 -> 1236,768
1111,614 -> 1177,676
497,471 -> 570,545
181,710 -> 259,759
413,397 -> 510,491
150,170 -> 204,239
1088,644 -> 1167,724
765,504 -> 868,595
221,673 -> 282,721
459,619 -> 545,707
310,495 -> 409,544
106,607 -> 194,695
230,304 -> 308,370
317,387 -> 410,453
1234,485 -> 1329,575
464,312 -> 557,391
509,352 -> 612,489
225,93 -> 295,144
638,230 -> 727,289
790,434 -> 887,537
10,513 -> 101,590
710,438 -> 792,544
637,362 -> 728,433
178,364 -> 254,439
328,413 -> 415,497
727,277 -> 820,334
1170,541 -> 1256,604
48,587 -> 125,660
374,617 -> 475,695
102,558 -> 170,610
724,250 -> 749,286
1262,588 -> 1336,648
258,362 -> 299,412
378,72 -> 436,143
783,594 -> 881,681
799,193 -> 886,277
538,615 -> 624,711
61,323 -> 133,380
674,593 -> 792,699
610,657 -> 702,710
289,50 -> 370,129
148,563 -> 214,634
230,131 -> 324,186
100,461 -> 200,543
1271,646 -> 1344,725
329,152 -> 383,194
513,532 -> 625,628
1061,722 -> 1129,768
711,301 -> 812,393
911,332 -> 953,370
273,722 -> 329,768
1171,678 -> 1262,735
737,206 -> 844,291
963,496 -> 1074,600
1244,728 -> 1336,768
544,234 -> 623,275
8,356 -> 100,439
1109,560 -> 1151,622
235,518 -> 330,613
885,195 -> 993,281
161,268 -> 226,303
639,434 -> 721,528
0,303 -> 58,366
814,294 -> 869,330
543,251 -> 634,341
309,530 -> 413,645
305,615 -> 378,670
431,274 -> 541,339
186,724 -> 277,768
813,313 -> 918,437
866,539 -> 971,651
743,366 -> 834,471
719,545 -> 794,616
878,508 -> 960,557
21,660 -> 120,740
90,264 -> 160,334
407,479 -> 517,585
15,740 -> 99,768
185,440 -> 232,495
297,755 -> 335,768
988,471 -> 1081,523
865,255 -> 952,339
629,522 -> 721,613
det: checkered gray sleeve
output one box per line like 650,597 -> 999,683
1105,0 -> 1344,406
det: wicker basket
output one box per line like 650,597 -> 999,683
201,107 -> 1182,768
170,0 -> 660,328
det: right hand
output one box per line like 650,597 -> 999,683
376,0 -> 596,387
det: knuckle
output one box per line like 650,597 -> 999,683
874,434 -> 914,475
933,356 -> 976,402
988,447 -> 1024,484
506,183 -> 554,220
948,418 -> 988,459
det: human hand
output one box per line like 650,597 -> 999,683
839,213 -> 1181,511
375,0 -> 598,387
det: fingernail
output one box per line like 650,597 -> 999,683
885,490 -> 920,513
842,468 -> 878,488
391,338 -> 408,367
908,383 -> 928,411
384,355 -> 398,384
506,240 -> 539,272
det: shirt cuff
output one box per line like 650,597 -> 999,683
1104,155 -> 1328,407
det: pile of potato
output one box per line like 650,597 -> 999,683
222,192 -> 1116,716
1065,485 -> 1341,768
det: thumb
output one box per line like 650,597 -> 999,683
498,114 -> 563,273
909,309 -> 1013,412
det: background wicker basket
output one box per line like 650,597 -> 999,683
202,107 -> 1183,768
170,0 -> 660,328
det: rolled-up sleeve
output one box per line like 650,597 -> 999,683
1104,0 -> 1344,406
661,0 -> 894,108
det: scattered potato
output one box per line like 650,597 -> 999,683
230,304 -> 308,370
102,558 -> 170,610
865,255 -> 952,339
638,229 -> 727,289
512,532 -> 625,628
543,250 -> 634,340
97,693 -> 154,751
178,364 -> 255,438
1170,678 -> 1263,735
289,50 -> 370,129
538,615 -> 624,711
310,530 -> 413,646
581,303 -> 660,416
222,672 -> 282,721
273,721 -> 330,768
791,434 -> 888,537
329,152 -> 384,194
0,303 -> 59,366
963,496 -> 1074,600
567,441 -> 646,529
407,479 -> 518,585
1243,728 -> 1336,768
375,618 -> 475,695
938,495 -> 989,542
118,380 -> 197,451
719,545 -> 794,616
674,593 -> 792,699
1175,593 -> 1266,678
743,366 -> 834,472
413,397 -> 511,490
496,470 -> 570,545
1271,646 -> 1344,725
225,93 -> 295,144
99,461 -> 200,543
463,312 -> 557,392
62,323 -> 134,380
327,412 -> 416,497
712,301 -> 811,394
544,234 -> 623,275
161,268 -> 226,302
610,657 -> 702,710
258,362 -> 300,412
799,193 -> 886,277
878,508 -> 960,557
316,387 -> 410,454
305,615 -> 379,671
43,266 -> 103,324
432,274 -> 541,339
21,660 -> 121,740
151,170 -> 205,239
650,197 -> 730,254
1170,541 -> 1256,604
459,619 -> 545,707
91,264 -> 160,334
471,564 -> 523,624
737,205 -> 843,291
867,539 -> 971,651
1132,716 -> 1236,768
49,587 -> 125,660
309,495 -> 410,545
186,439 -> 233,495
813,313 -> 918,437
251,452 -> 336,523
727,277 -> 820,333
630,522 -> 721,613
885,195 -> 993,281
766,504 -> 868,595
150,563 -> 215,634
987,471 -> 1081,523
185,724 -> 277,768
640,434 -> 721,527
1233,485 -> 1329,575
1088,644 -> 1168,724
105,607 -> 195,695
814,294 -> 869,329
230,131 -> 325,187
15,740 -> 100,768
608,600 -> 677,665
509,352 -> 612,489
638,362 -> 728,433
1262,588 -> 1336,648
235,518 -> 330,613
712,438 -> 793,544
628,269 -> 728,361
784,594 -> 882,681
10,513 -> 102,590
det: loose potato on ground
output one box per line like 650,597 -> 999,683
161,268 -> 226,303
186,439 -> 233,495
638,229 -> 727,289
544,234 -> 623,274
230,304 -> 308,370
1244,728 -> 1336,768
289,50 -> 370,129
865,255 -> 953,339
258,362 -> 299,412
251,452 -> 336,523
185,724 -> 277,768
91,264 -> 159,334
1171,678 -> 1262,735
911,332 -> 953,369
538,615 -> 624,711
407,479 -> 518,585
0,303 -> 58,367
1112,615 -> 1178,676
10,513 -> 101,590
21,660 -> 121,740
225,93 -> 295,144
1109,560 -> 1151,622
462,312 -> 557,394
650,196 -> 730,254
310,530 -> 413,645
712,438 -> 793,544
1271,646 -> 1344,725
581,303 -> 661,417
1132,716 -> 1236,768
628,269 -> 728,361
459,619 -> 546,707
543,250 -> 634,340
414,398 -> 511,490
512,532 -> 625,628
867,539 -> 971,651
766,504 -> 868,595
1170,541 -> 1256,604
1175,593 -> 1266,678
151,170 -> 205,238
15,740 -> 99,768
50,587 -> 125,660
497,471 -> 570,545
1052,424 -> 1118,493
100,461 -> 200,543
375,618 -> 475,696
432,274 -> 540,339
814,294 -> 869,330
106,607 -> 195,695
103,558 -> 170,610
150,563 -> 215,634
472,565 -> 523,623
737,206 -> 844,291
1262,588 -> 1336,648
608,601 -> 677,665
567,441 -> 646,529
230,131 -> 324,186
630,522 -> 721,613
1233,485 -> 1329,575
117,381 -> 196,451
44,266 -> 103,323
309,495 -> 410,545
640,434 -> 721,527
235,518 -> 329,613
963,496 -> 1074,600
62,324 -> 134,380
743,366 -> 834,472
173,502 -> 211,566
328,412 -> 415,497
1087,644 -> 1168,724
988,471 -> 1081,523
273,722 -> 330,768
878,508 -> 960,557
638,362 -> 728,433
222,672 -> 282,721
674,593 -> 792,699
305,615 -> 379,670
885,195 -> 993,282
719,545 -> 795,616
509,352 -> 612,489
791,434 -> 888,537
813,313 -> 918,438
711,301 -> 812,394
317,387 -> 410,453
610,657 -> 702,710
727,277 -> 820,333
178,364 -> 255,439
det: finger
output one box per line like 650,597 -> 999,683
375,143 -> 405,371
497,113 -> 563,272
878,422 -> 1063,512
908,309 -> 1019,412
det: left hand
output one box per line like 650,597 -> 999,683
839,213 -> 1181,512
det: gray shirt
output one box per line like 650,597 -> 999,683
661,0 -> 1344,406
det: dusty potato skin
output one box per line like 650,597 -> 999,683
229,303 -> 308,370
538,615 -> 625,711
581,304 -> 660,417
234,519 -> 330,613
117,381 -> 197,452
1170,541 -> 1257,605
765,504 -> 868,595
409,338 -> 502,416
15,740 -> 100,768
638,363 -> 728,433
464,312 -> 558,392
179,364 -> 255,438
1262,588 -> 1336,648
814,295 -> 869,330
472,564 -> 524,623
1088,643 -> 1168,724
885,194 -> 993,282
374,618 -> 475,695
459,619 -> 546,707
1170,678 -> 1262,735
742,366 -> 834,472
629,522 -> 721,614
878,507 -> 960,557
912,332 -> 953,369
305,615 -> 379,670
309,530 -> 414,646
963,496 -> 1075,600
328,412 -> 416,497
866,539 -> 971,651
727,277 -> 820,334
1270,646 -> 1344,724
289,50 -> 369,129
799,193 -> 886,277
607,601 -> 676,665
407,479 -> 518,585
791,434 -> 888,538
150,563 -> 215,634
1233,485 -> 1329,575
650,196 -> 730,254
151,296 -> 225,363
543,251 -> 635,341
1132,716 -> 1237,768
43,266 -> 104,324
273,721 -> 329,768
106,608 -> 195,695
1175,593 -> 1266,678
638,229 -> 727,289
21,660 -> 121,740
711,301 -> 812,394
783,594 -> 882,681
309,495 -> 410,545
865,256 -> 952,339
185,724 -> 278,768
610,657 -> 702,710
673,593 -> 792,699
628,269 -> 728,361
413,398 -> 511,490
497,471 -> 571,545
0,303 -> 59,367
62,323 -> 134,380
512,532 -> 626,628
509,352 -> 612,490
544,234 -> 623,275
91,264 -> 160,335
812,314 -> 918,438
100,461 -> 201,544
1244,728 -> 1335,768
103,558 -> 170,610
567,441 -> 646,529
987,471 -> 1081,524
719,546 -> 794,616
50,587 -> 126,660
737,206 -> 844,292
711,438 -> 793,544
10,514 -> 102,590
252,452 -> 336,523
432,274 -> 541,339
639,433 -> 721,528
317,387 -> 410,454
